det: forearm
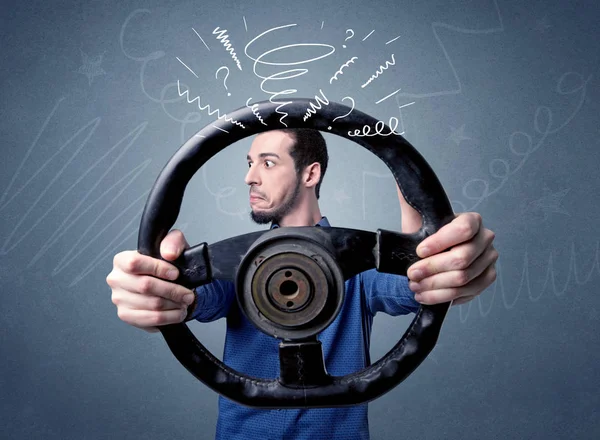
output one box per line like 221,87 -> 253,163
396,183 -> 422,233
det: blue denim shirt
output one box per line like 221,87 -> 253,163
191,217 -> 419,439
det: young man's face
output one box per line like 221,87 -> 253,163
245,131 -> 301,225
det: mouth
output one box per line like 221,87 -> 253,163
249,190 -> 265,201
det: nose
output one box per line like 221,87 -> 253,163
244,163 -> 260,186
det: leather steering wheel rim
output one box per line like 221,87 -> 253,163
137,99 -> 455,408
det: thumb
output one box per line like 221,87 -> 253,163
160,229 -> 190,261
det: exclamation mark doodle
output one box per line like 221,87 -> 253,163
342,29 -> 354,48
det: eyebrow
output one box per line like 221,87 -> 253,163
247,152 -> 281,161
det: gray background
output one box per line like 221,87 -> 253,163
1,0 -> 599,439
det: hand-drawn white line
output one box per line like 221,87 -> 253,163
215,65 -> 231,96
349,117 -> 402,137
395,101 -> 415,135
303,89 -> 329,121
451,71 -> 591,213
243,16 -> 248,32
396,0 -> 504,99
329,56 -> 358,84
448,124 -> 471,145
328,96 -> 354,130
375,88 -> 401,104
244,23 -> 335,127
527,188 -> 570,220
32,157 -> 151,269
361,54 -> 396,88
55,187 -> 150,275
321,21 -> 324,30
362,30 -> 375,41
0,97 -> 65,209
213,27 -> 243,71
245,97 -> 268,126
192,27 -> 210,51
212,124 -> 229,133
24,122 -> 149,266
177,80 -> 245,128
1,117 -> 101,254
176,56 -> 199,78
68,203 -> 147,287
385,36 -> 401,45
458,241 -> 600,322
342,29 -> 354,48
178,113 -> 247,220
76,49 -> 106,86
121,10 -> 203,124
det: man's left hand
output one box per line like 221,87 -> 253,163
407,212 -> 498,306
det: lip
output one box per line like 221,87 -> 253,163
249,195 -> 263,202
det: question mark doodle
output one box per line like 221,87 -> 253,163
328,96 -> 355,130
216,66 -> 231,96
342,29 -> 354,48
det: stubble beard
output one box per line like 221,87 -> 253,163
249,177 -> 302,225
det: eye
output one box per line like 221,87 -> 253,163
247,162 -> 252,168
264,160 -> 275,168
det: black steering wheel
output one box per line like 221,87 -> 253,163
137,99 -> 455,408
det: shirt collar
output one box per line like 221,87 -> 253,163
270,216 -> 330,229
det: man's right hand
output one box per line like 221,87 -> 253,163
106,230 -> 196,333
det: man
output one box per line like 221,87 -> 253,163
107,129 -> 498,439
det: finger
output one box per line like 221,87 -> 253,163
416,212 -> 483,258
108,272 -> 195,305
117,307 -> 188,328
413,263 -> 497,305
111,288 -> 184,311
451,295 -> 477,306
408,243 -> 498,291
408,227 -> 495,282
113,251 -> 179,280
160,229 -> 190,261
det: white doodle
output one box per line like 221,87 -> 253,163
244,23 -> 335,127
176,56 -> 199,78
176,80 -> 245,128
329,57 -> 358,84
192,27 -> 210,51
303,89 -> 330,121
361,54 -> 396,88
349,117 -> 403,137
362,30 -> 374,41
76,49 -> 106,86
448,125 -> 471,145
458,242 -> 600,322
212,27 -> 243,71
451,71 -> 591,213
396,0 -> 504,99
245,98 -> 268,126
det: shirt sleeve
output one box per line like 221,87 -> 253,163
360,269 -> 420,317
189,279 -> 236,322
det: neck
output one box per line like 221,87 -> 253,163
278,192 -> 322,227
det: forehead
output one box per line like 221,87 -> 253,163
248,130 -> 294,158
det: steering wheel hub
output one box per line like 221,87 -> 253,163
237,228 -> 345,340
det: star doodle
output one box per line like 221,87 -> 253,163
76,49 -> 106,85
448,125 -> 472,146
527,187 -> 570,221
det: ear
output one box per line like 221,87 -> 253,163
302,162 -> 322,190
